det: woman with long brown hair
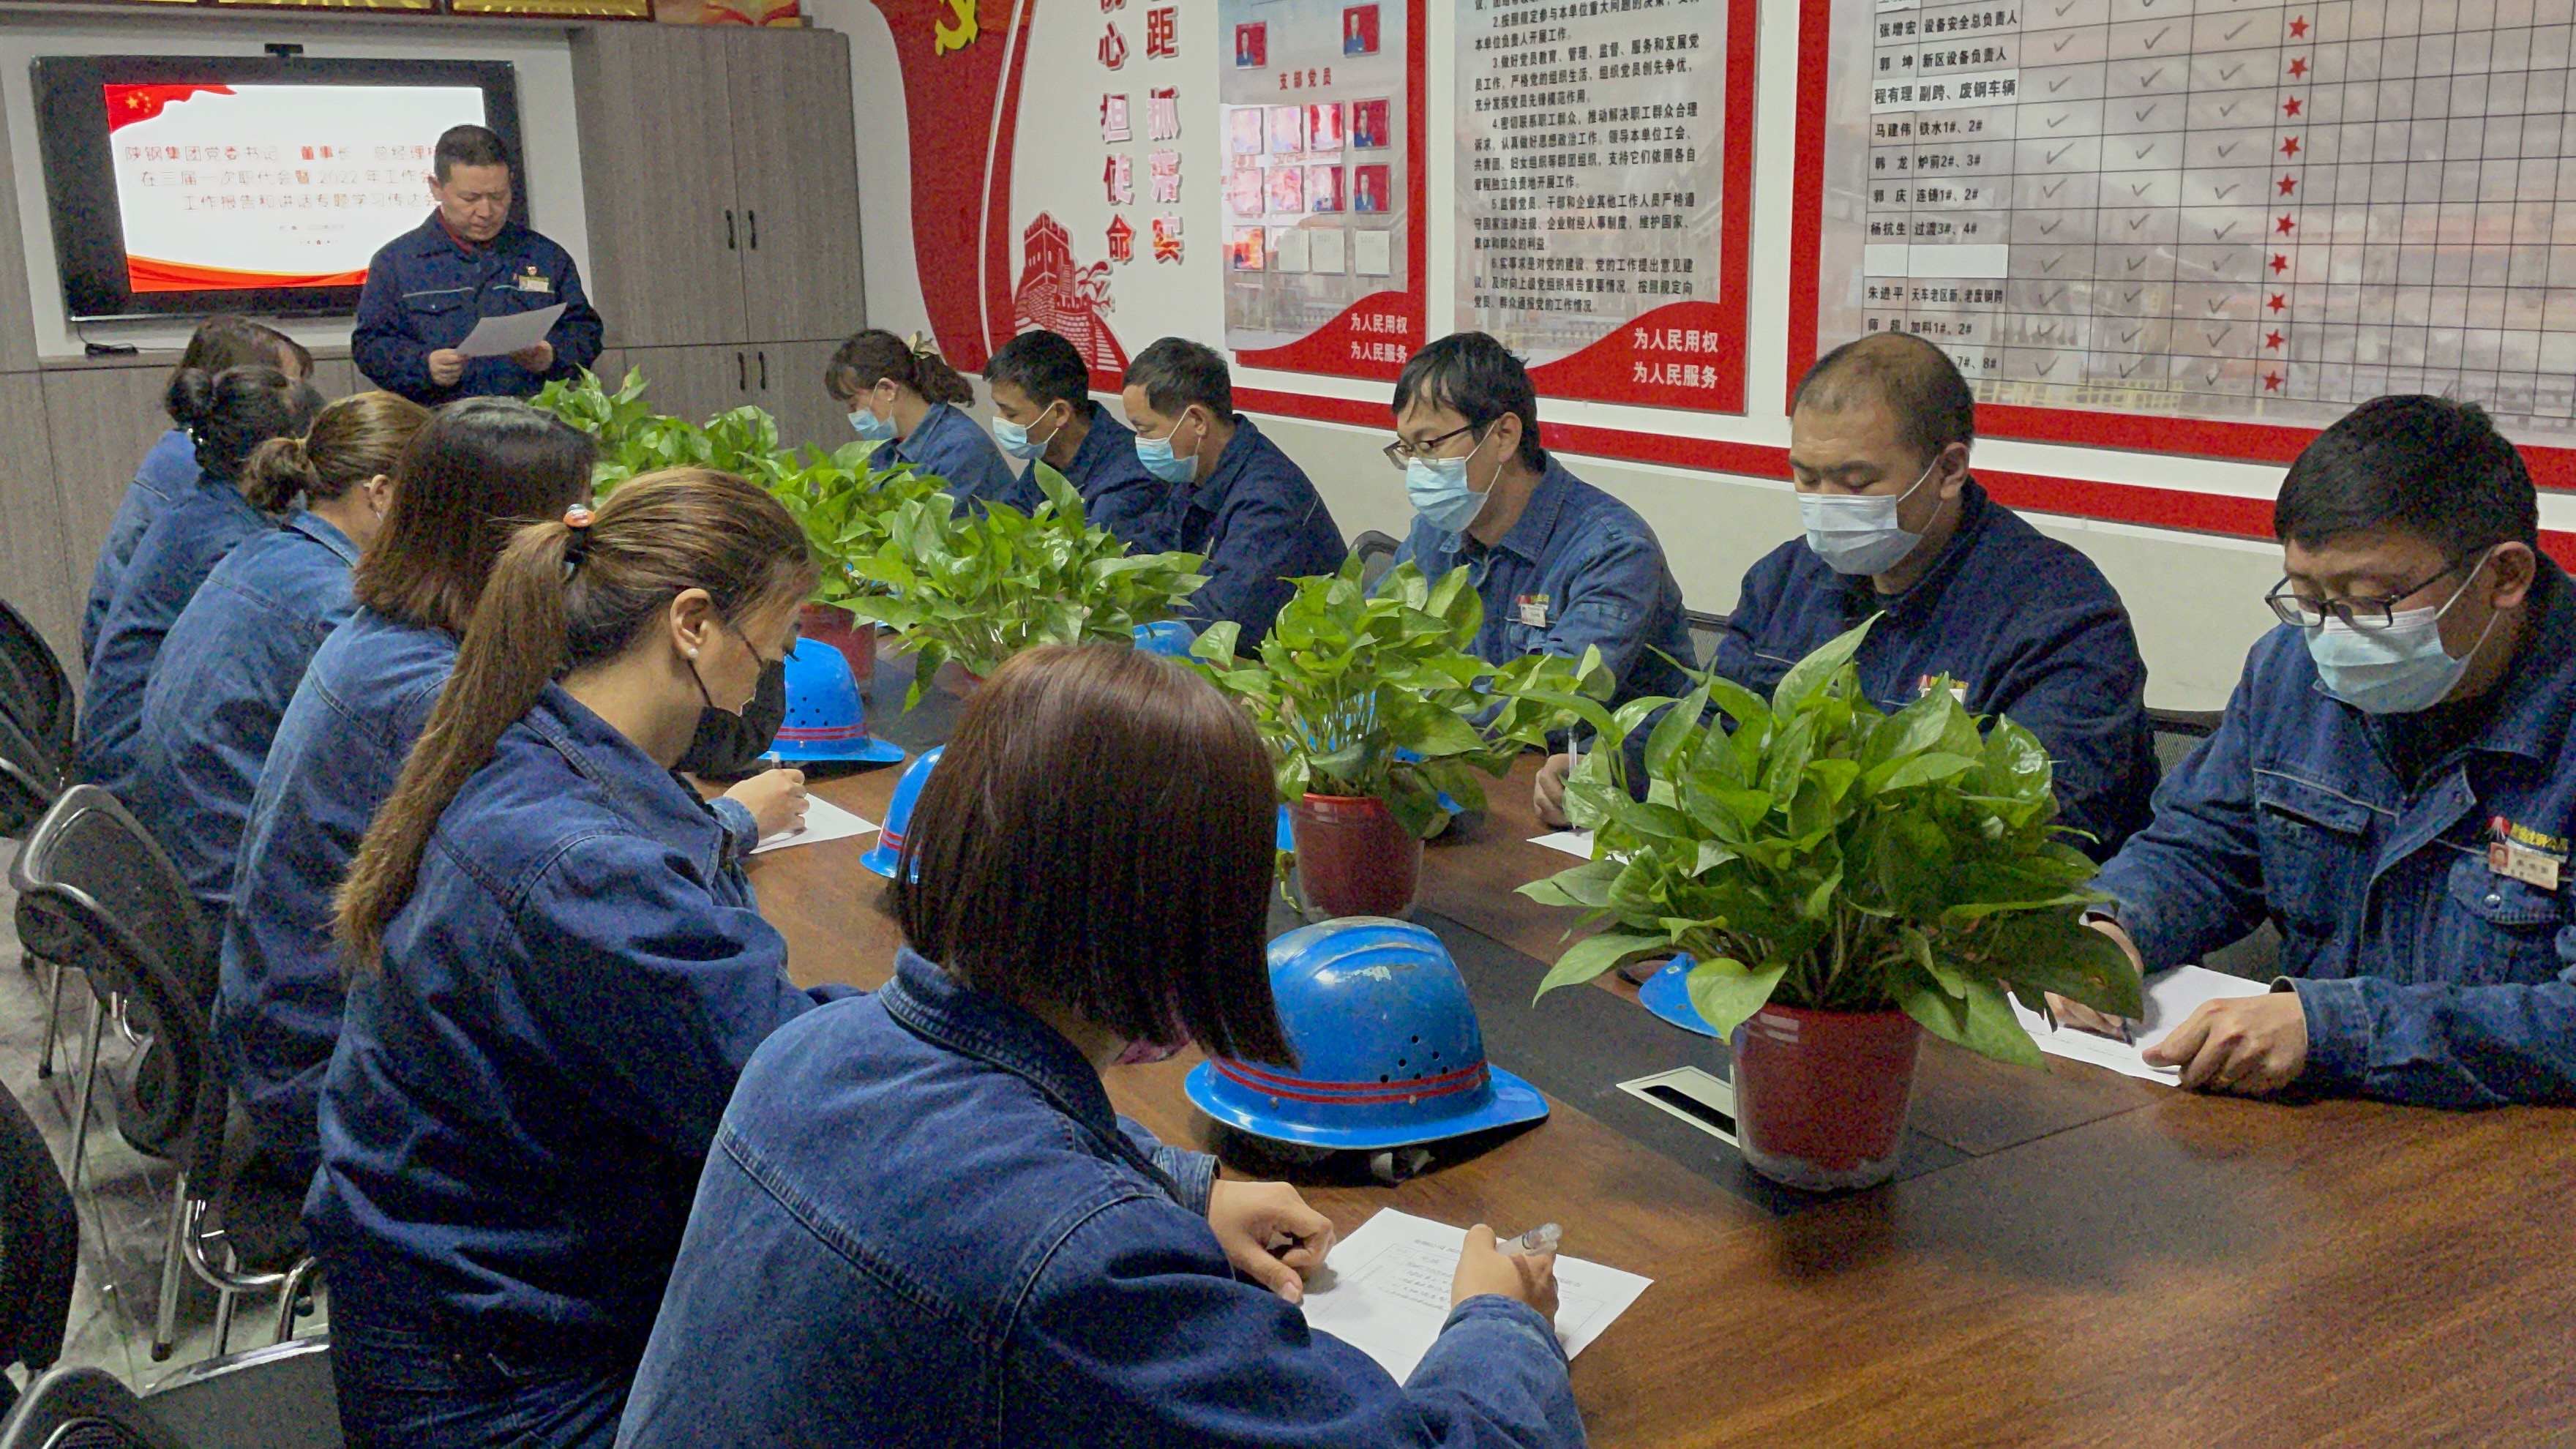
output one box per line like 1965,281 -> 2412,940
132,391 -> 430,922
308,468 -> 847,1449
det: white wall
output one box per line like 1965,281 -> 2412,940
0,11 -> 589,360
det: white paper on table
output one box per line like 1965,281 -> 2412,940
455,303 -> 567,359
2010,965 -> 2274,1083
750,795 -> 879,855
1298,1210 -> 1652,1384
1527,829 -> 1595,859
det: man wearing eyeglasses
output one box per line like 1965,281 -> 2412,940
1385,332 -> 1694,727
2060,395 -> 2573,1107
1538,332 -> 2160,858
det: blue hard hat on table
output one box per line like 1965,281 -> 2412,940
1133,619 -> 1197,657
1184,917 -> 1549,1150
860,745 -> 943,879
1638,955 -> 1718,1037
771,639 -> 906,765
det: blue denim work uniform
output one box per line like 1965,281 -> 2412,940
351,214 -> 603,405
83,427 -> 200,664
618,949 -> 1584,1449
1169,416 -> 1347,652
1060,408 -> 1176,552
2093,561 -> 2576,1107
891,401 -> 1035,517
307,684 -> 846,1449
132,512 -> 362,918
80,479 -> 272,794
1712,481 -> 2159,860
1392,456 -> 1696,711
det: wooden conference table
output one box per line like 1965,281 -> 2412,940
744,667 -> 2576,1448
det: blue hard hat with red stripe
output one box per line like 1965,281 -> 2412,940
1638,955 -> 1717,1036
1184,917 -> 1549,1150
771,638 -> 905,765
859,744 -> 943,879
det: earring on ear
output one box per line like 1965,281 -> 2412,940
687,648 -> 700,658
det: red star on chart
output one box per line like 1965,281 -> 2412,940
2289,15 -> 2308,36
2264,371 -> 2285,391
2271,253 -> 2291,274
2265,330 -> 2285,350
2279,173 -> 2299,195
2268,293 -> 2288,312
2289,56 -> 2309,77
2281,136 -> 2302,157
2276,214 -> 2296,233
2283,95 -> 2303,116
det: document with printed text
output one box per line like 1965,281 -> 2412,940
2012,965 -> 2274,1084
456,303 -> 566,359
1298,1210 -> 1651,1382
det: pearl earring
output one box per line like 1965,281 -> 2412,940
686,648 -> 699,658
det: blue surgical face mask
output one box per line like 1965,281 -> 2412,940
992,402 -> 1062,462
1406,427 -> 1494,535
1798,454 -> 1941,576
2305,552 -> 2499,715
1137,410 -> 1202,484
847,401 -> 897,443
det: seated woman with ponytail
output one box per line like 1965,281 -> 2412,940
827,327 -> 1033,516
310,468 -> 849,1449
82,364 -> 324,793
132,391 -> 431,923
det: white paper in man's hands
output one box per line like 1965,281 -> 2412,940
750,795 -> 879,855
2010,965 -> 2274,1083
1297,1210 -> 1650,1383
456,303 -> 566,358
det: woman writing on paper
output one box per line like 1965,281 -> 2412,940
618,643 -> 1584,1448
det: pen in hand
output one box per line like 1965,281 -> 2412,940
1505,1222 -> 1561,1256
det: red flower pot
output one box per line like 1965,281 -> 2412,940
1727,1003 -> 1922,1191
799,603 -> 875,686
1289,793 -> 1422,921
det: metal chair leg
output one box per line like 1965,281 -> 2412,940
67,990 -> 104,1189
211,1241 -> 239,1358
274,1257 -> 321,1345
152,1172 -> 190,1361
36,959 -> 64,1078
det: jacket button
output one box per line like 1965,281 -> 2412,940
2485,893 -> 2504,907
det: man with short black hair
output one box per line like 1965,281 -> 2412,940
1122,338 -> 1344,648
2062,396 -> 2576,1107
1538,332 -> 2159,857
984,330 -> 1172,550
353,124 -> 602,405
1385,331 -> 1692,716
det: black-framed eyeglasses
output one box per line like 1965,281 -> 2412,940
1382,422 -> 1482,471
727,617 -> 788,671
2265,556 -> 2471,631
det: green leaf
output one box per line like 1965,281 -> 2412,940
1518,857 -> 1622,908
1899,976 -> 2043,1066
1770,618 -> 1875,712
1682,956 -> 1789,1039
1533,931 -> 1669,998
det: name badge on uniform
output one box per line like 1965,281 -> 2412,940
2487,816 -> 2566,891
514,266 -> 553,294
1916,673 -> 1968,704
1516,594 -> 1550,629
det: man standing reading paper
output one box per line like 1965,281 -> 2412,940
353,124 -> 602,405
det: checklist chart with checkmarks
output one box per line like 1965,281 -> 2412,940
1799,0 -> 2576,465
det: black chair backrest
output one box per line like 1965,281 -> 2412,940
0,712 -> 61,841
2145,705 -> 2225,774
10,787 -> 220,1167
0,597 -> 74,772
0,1366 -> 187,1449
1349,530 -> 1401,591
138,1338 -> 341,1449
0,1085 -> 76,1382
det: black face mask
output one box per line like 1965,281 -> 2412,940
675,654 -> 787,780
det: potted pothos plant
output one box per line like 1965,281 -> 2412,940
1190,557 -> 1609,921
840,467 -> 1208,708
1521,621 -> 2142,1191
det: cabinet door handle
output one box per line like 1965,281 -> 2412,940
747,209 -> 758,250
757,350 -> 768,390
737,351 -> 747,392
725,209 -> 737,250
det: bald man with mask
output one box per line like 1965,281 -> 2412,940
1540,332 -> 2158,861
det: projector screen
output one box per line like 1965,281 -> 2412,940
36,56 -> 525,321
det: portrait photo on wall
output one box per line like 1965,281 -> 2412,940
1227,105 -> 1265,157
1306,102 -> 1344,154
1228,225 -> 1267,270
1235,21 -> 1268,67
1267,165 -> 1306,214
1307,164 -> 1344,212
1226,165 -> 1266,217
1267,105 -> 1303,155
1353,162 -> 1390,214
1344,4 -> 1380,55
1352,97 -> 1390,149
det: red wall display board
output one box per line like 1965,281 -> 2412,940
1790,0 -> 2576,505
1453,0 -> 1759,413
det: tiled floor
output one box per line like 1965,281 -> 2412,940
1,840 -> 317,1402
